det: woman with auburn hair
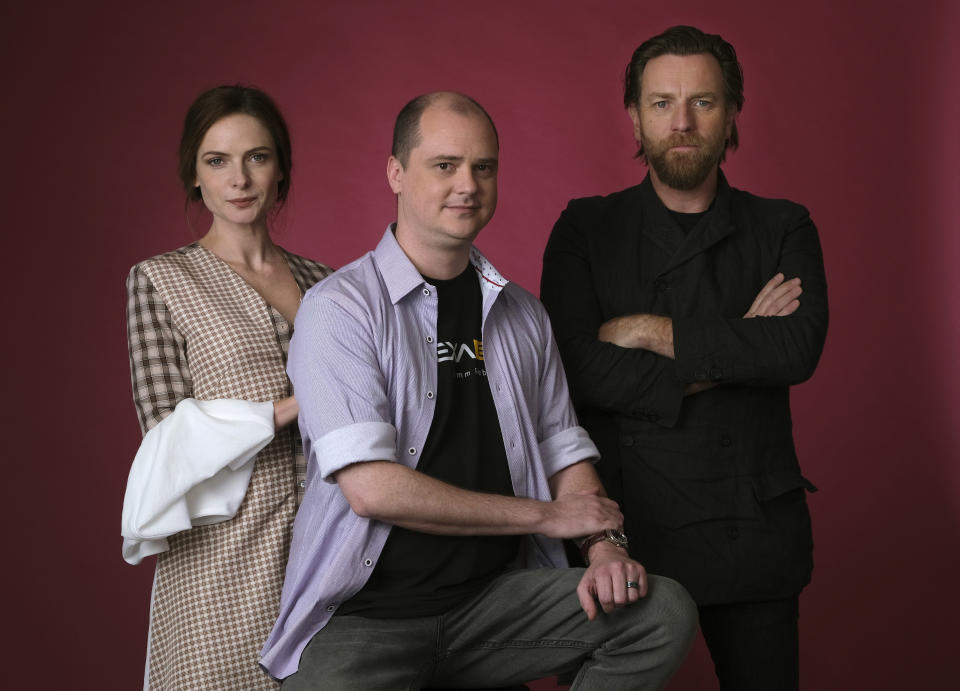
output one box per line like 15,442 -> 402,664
120,85 -> 331,689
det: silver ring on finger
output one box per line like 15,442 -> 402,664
625,580 -> 640,589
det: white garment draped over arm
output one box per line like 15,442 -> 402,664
121,398 -> 276,565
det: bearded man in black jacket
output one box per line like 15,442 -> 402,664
541,25 -> 828,691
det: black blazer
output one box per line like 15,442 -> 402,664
541,172 -> 828,604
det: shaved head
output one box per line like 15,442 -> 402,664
392,91 -> 499,167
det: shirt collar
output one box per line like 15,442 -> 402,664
373,224 -> 510,305
469,245 -> 508,291
373,224 -> 428,305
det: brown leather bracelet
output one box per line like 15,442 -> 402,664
578,532 -> 608,563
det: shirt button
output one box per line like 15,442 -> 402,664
426,391 -> 434,399
298,480 -> 306,488
363,558 -> 373,567
408,447 -> 416,455
326,604 -> 336,612
422,288 -> 431,296
426,336 -> 434,344
726,527 -> 740,540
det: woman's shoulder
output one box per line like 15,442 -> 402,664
278,247 -> 334,285
126,243 -> 215,305
130,242 -> 204,277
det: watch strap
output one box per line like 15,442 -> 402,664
578,531 -> 608,563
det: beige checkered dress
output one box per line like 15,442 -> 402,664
126,243 -> 331,690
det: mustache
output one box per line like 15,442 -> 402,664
664,134 -> 705,148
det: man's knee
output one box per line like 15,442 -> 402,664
644,574 -> 699,653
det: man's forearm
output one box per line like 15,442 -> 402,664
335,459 -> 621,539
596,275 -> 805,362
548,459 -> 606,499
598,316 -> 721,397
597,314 -> 675,359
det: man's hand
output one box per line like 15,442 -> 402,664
538,489 -> 623,540
744,273 -> 802,318
577,541 -> 648,620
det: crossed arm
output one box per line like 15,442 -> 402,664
335,458 -> 646,619
596,273 -> 803,393
541,200 -> 828,426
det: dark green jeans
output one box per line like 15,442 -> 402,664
282,568 -> 697,690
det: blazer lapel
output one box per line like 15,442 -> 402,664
635,178 -> 685,257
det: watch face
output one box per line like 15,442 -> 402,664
606,529 -> 629,547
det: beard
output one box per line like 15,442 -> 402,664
643,131 -> 727,191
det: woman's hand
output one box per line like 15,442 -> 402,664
273,395 -> 299,429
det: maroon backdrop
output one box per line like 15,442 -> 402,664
6,1 -> 957,688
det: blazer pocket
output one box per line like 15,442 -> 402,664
622,441 -> 816,531
752,470 -> 818,503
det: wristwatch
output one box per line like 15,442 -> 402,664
578,529 -> 629,563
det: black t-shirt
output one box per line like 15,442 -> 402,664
667,197 -> 717,235
667,208 -> 708,235
338,265 -> 519,618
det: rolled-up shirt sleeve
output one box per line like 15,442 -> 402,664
288,284 -> 398,482
538,426 -> 597,478
314,422 -> 397,479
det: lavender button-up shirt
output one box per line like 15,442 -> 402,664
260,227 -> 598,679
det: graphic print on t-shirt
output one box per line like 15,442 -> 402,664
437,337 -> 485,380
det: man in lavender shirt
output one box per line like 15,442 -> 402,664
261,92 -> 697,690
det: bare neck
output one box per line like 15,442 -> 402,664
394,223 -> 473,281
648,166 -> 719,213
199,220 -> 278,270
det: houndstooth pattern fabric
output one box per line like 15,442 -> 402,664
126,243 -> 331,690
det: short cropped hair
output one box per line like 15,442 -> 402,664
623,26 -> 744,158
391,92 -> 499,167
178,85 -> 292,205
